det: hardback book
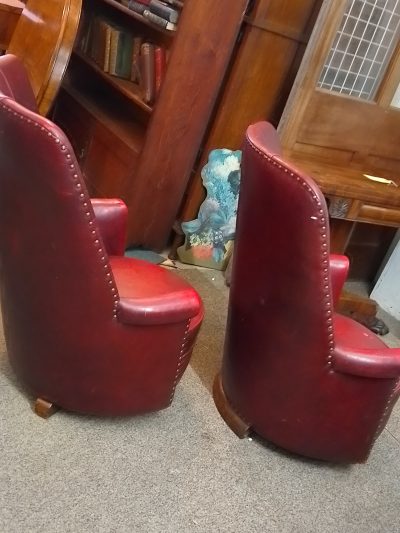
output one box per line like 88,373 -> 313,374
109,28 -> 134,79
109,27 -> 120,75
148,0 -> 179,24
154,45 -> 167,97
132,0 -> 183,8
124,0 -> 178,29
89,16 -> 107,69
130,36 -> 143,83
140,42 -> 156,104
97,19 -> 112,72
162,0 -> 183,8
142,9 -> 177,31
125,0 -> 146,16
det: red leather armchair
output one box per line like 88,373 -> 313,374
214,122 -> 400,463
0,54 -> 203,417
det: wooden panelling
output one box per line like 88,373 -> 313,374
289,158 -> 400,208
84,123 -> 138,200
357,205 -> 400,227
278,0 -> 347,149
292,142 -> 353,166
174,0 -> 323,240
296,90 -> 400,166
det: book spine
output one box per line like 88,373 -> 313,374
103,25 -> 112,72
142,9 -> 177,31
130,36 -> 143,83
140,42 -> 155,104
109,28 -> 120,76
149,0 -> 179,23
128,0 -> 151,5
127,0 -> 147,15
156,0 -> 183,8
154,45 -> 166,97
116,32 -> 134,79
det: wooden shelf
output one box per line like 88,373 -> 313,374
62,82 -> 145,152
73,49 -> 152,113
100,0 -> 177,34
54,0 -> 247,249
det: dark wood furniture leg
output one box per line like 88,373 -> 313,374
213,373 -> 250,438
331,219 -> 389,335
34,398 -> 59,418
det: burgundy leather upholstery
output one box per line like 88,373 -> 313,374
217,122 -> 400,463
0,55 -> 204,416
0,54 -> 38,113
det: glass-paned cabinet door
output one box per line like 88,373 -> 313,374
318,0 -> 400,100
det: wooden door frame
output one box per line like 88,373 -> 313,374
278,0 -> 347,149
278,0 -> 400,150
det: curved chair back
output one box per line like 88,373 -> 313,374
0,94 -> 116,388
216,122 -> 400,463
7,0 -> 82,115
224,122 -> 333,398
0,55 -> 204,417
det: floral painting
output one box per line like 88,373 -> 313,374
177,148 -> 242,270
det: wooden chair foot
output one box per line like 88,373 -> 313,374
34,398 -> 59,418
213,373 -> 250,438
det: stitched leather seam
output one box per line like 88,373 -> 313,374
0,102 -> 119,319
169,319 -> 191,403
246,138 -> 334,367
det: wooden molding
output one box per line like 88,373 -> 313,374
243,15 -> 308,44
278,0 -> 347,149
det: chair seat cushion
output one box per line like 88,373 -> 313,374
110,256 -> 203,326
334,313 -> 389,351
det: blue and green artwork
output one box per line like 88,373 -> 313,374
177,148 -> 242,270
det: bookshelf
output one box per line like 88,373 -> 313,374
53,0 -> 249,249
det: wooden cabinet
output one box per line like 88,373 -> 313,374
55,85 -> 142,200
53,0 -> 248,250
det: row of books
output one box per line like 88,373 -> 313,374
120,0 -> 183,32
81,16 -> 167,105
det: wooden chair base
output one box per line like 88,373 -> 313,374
213,373 -> 250,438
34,398 -> 59,419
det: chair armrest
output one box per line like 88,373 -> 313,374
333,346 -> 400,379
117,291 -> 201,326
91,199 -> 127,256
330,254 -> 349,307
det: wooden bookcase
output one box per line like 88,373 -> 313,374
53,0 -> 248,250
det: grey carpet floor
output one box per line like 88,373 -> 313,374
0,268 -> 399,533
